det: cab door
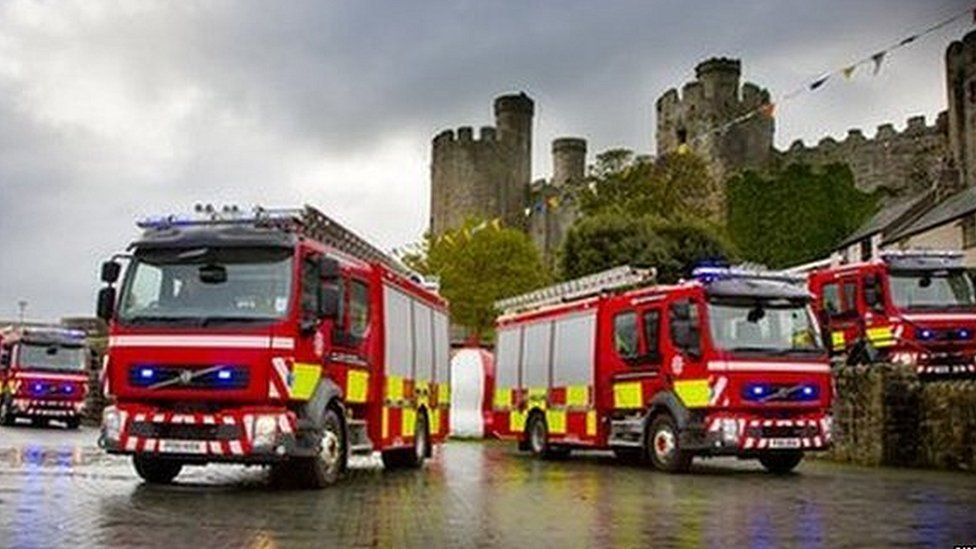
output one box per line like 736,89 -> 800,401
610,303 -> 666,414
329,275 -> 373,407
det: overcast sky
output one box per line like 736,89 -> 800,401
0,0 -> 971,320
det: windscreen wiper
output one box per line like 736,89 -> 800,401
198,316 -> 270,327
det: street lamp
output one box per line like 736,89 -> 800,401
17,300 -> 26,327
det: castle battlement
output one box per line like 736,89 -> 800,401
785,112 -> 948,153
432,126 -> 500,146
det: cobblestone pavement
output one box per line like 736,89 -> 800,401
1,424 -> 976,548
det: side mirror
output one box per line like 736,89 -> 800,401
320,257 -> 341,282
96,286 -> 117,322
318,286 -> 340,320
0,352 -> 9,369
101,261 -> 121,284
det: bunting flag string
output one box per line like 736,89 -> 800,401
520,4 -> 975,219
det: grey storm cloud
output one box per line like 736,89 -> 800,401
0,0 -> 969,319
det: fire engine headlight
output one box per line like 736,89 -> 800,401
252,415 -> 279,449
102,407 -> 122,442
720,418 -> 739,443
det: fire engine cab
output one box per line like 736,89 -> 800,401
493,265 -> 832,474
96,205 -> 450,487
0,325 -> 90,429
808,250 -> 976,378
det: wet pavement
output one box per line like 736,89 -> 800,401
0,424 -> 975,548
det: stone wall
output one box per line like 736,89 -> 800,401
828,363 -> 976,471
779,114 -> 950,197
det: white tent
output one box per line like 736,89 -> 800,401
449,347 -> 494,438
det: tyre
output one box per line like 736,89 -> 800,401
0,397 -> 14,426
382,410 -> 430,470
286,406 -> 346,489
133,456 -> 183,484
647,414 -> 692,473
525,412 -> 568,460
759,451 -> 804,474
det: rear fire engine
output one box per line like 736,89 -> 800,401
0,325 -> 89,429
492,265 -> 832,474
96,205 -> 451,487
808,250 -> 976,379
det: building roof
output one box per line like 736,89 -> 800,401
885,185 -> 976,243
838,193 -> 930,248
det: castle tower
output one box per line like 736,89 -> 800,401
529,137 -> 587,265
429,93 -> 535,235
655,58 -> 774,184
946,30 -> 976,187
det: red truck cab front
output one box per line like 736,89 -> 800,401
0,325 -> 90,428
808,250 -> 976,378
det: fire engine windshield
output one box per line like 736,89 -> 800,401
18,343 -> 86,371
707,297 -> 824,355
889,269 -> 976,311
117,247 -> 294,325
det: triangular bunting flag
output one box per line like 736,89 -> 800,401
871,51 -> 886,75
490,218 -> 501,231
676,143 -> 690,155
810,75 -> 829,90
899,35 -> 918,46
759,102 -> 776,118
842,65 -> 857,79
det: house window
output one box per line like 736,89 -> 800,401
963,214 -> 976,249
860,239 -> 873,261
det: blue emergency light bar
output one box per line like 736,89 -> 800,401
691,265 -> 805,285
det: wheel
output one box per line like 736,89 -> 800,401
759,451 -> 804,474
0,397 -> 14,426
382,410 -> 430,470
65,417 -> 82,430
647,414 -> 692,473
282,406 -> 346,489
133,456 -> 183,484
524,412 -> 569,460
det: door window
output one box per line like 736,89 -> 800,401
642,309 -> 662,364
613,312 -> 639,359
822,283 -> 841,315
842,281 -> 859,315
348,280 -> 370,338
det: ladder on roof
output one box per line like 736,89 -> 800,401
495,265 -> 656,315
137,204 -> 416,278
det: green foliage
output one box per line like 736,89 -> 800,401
401,218 -> 548,342
560,214 -> 735,283
573,149 -> 720,221
726,163 -> 879,268
559,148 -> 734,282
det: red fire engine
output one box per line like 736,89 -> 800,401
96,205 -> 451,487
492,265 -> 833,474
0,325 -> 90,429
807,250 -> 976,378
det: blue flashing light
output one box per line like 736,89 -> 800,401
139,368 -> 155,379
752,386 -> 765,396
802,386 -> 814,396
958,328 -> 972,340
63,385 -> 73,394
918,328 -> 935,341
32,383 -> 44,393
217,370 -> 233,381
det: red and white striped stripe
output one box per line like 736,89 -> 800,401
117,410 -> 297,457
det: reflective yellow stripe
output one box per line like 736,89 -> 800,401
546,409 -> 567,435
866,326 -> 896,348
832,331 -> 846,348
346,370 -> 369,403
613,382 -> 643,409
415,380 -> 430,406
382,407 -> 389,439
527,387 -> 547,410
402,407 -> 417,436
438,383 -> 450,404
510,410 -> 526,433
289,363 -> 321,401
429,408 -> 440,435
586,410 -> 597,436
494,387 -> 512,408
674,379 -> 710,408
566,385 -> 589,407
385,375 -> 404,402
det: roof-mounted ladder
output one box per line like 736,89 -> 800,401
495,265 -> 656,315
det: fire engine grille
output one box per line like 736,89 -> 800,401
128,365 -> 249,390
129,421 -> 242,441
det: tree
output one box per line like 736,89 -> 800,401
726,163 -> 879,269
401,218 -> 549,342
572,149 -> 720,222
559,214 -> 735,283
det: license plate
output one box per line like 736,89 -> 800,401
158,440 -> 208,455
768,438 -> 801,449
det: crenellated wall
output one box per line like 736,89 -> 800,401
430,93 -> 534,235
779,113 -> 950,197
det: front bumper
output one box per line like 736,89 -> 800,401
9,398 -> 85,418
99,404 -> 303,463
887,350 -> 976,379
684,412 -> 832,456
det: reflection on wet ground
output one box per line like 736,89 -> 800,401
1,425 -> 975,547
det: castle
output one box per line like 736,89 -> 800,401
429,30 -> 976,261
